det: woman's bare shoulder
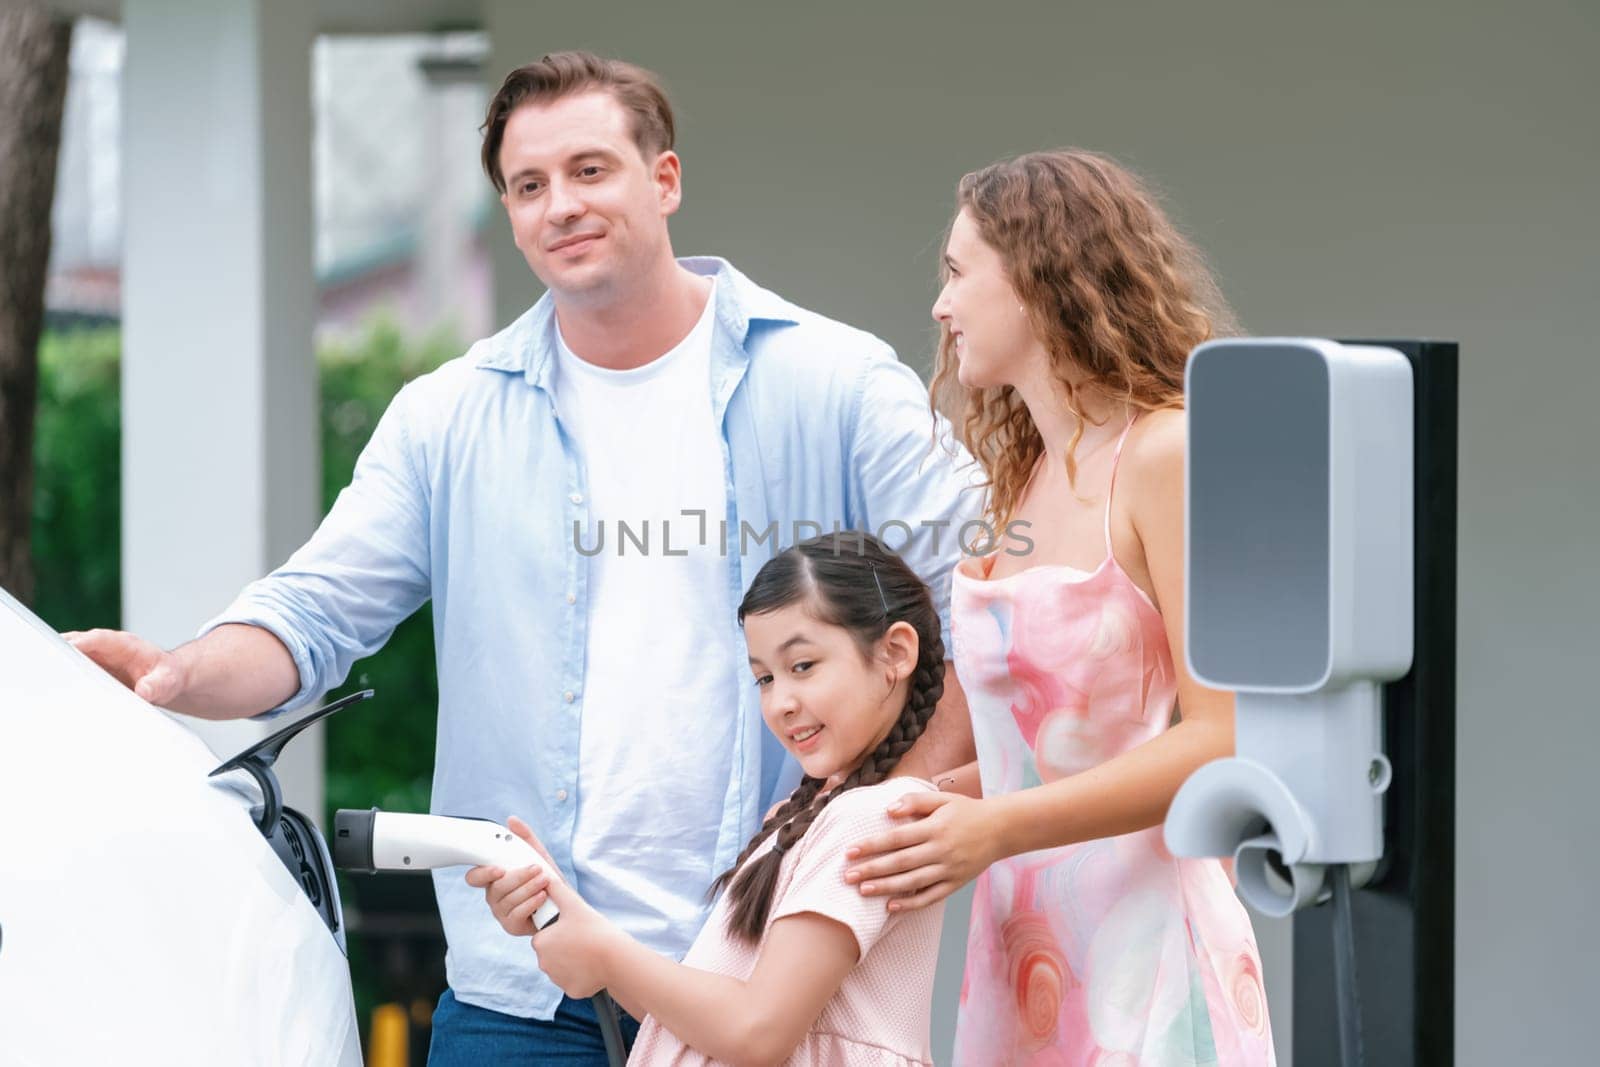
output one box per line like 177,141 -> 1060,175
1122,407 -> 1187,484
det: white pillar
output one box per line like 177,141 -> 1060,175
484,4 -> 535,332
121,0 -> 323,822
418,50 -> 485,336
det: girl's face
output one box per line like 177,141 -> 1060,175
744,602 -> 918,787
932,208 -> 1043,391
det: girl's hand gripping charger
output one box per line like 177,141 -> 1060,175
332,808 -> 560,930
332,809 -> 631,1066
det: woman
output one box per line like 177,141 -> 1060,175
843,149 -> 1275,1065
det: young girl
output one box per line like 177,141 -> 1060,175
842,150 -> 1277,1064
479,533 -> 951,1065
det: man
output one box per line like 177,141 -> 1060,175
69,51 -> 978,1062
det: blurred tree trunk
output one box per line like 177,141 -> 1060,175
0,3 -> 72,606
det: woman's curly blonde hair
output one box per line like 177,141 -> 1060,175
930,149 -> 1240,530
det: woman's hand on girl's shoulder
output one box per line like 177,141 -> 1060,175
841,790 -> 1001,912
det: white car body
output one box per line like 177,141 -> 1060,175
0,588 -> 361,1066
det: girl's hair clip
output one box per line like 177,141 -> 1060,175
869,562 -> 890,616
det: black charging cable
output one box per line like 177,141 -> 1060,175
1329,864 -> 1365,1067
594,989 -> 629,1065
523,910 -> 629,1066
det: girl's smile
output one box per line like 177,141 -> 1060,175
789,724 -> 825,752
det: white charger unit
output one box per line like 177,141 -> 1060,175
1164,338 -> 1414,917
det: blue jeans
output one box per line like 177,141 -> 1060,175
428,989 -> 642,1066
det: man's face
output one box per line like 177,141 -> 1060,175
497,91 -> 681,306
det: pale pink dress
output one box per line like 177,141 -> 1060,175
628,777 -> 946,1065
951,417 -> 1275,1065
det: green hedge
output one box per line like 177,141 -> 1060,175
32,327 -> 121,632
32,320 -> 458,825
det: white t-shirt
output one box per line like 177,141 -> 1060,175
552,279 -> 743,958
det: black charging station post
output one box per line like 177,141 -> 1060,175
1292,340 -> 1457,1067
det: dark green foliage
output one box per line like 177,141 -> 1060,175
31,326 -> 121,631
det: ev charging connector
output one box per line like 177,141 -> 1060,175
1164,338 -> 1414,918
332,809 -> 559,929
333,808 -> 630,1066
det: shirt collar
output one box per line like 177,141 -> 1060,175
473,257 -> 801,389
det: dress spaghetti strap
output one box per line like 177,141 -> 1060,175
1102,413 -> 1140,555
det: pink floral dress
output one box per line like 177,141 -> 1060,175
951,419 -> 1275,1066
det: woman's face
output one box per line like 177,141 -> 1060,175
932,208 -> 1039,390
744,603 -> 915,787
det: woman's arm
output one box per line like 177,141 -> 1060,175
933,758 -> 982,797
918,663 -> 978,781
843,414 -> 1234,906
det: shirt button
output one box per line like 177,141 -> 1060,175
569,492 -> 583,505
564,690 -> 575,703
565,593 -> 576,605
556,789 -> 569,802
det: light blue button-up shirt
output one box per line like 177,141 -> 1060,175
205,257 -> 981,1018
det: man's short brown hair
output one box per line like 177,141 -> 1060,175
480,51 -> 676,193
